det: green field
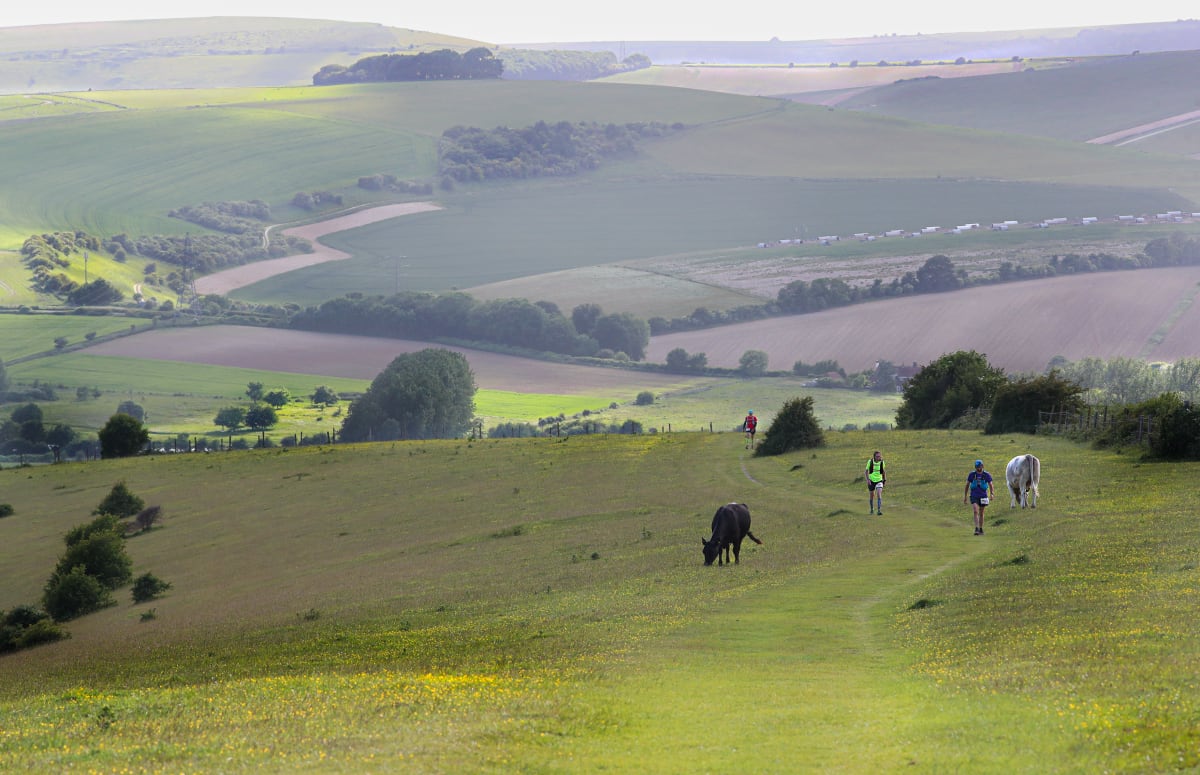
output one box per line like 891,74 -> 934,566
233,173 -> 1196,306
0,431 -> 1195,771
835,49 -> 1200,144
4,348 -> 897,442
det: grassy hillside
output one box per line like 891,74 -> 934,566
0,17 -> 484,94
837,49 -> 1200,146
0,431 -> 1196,771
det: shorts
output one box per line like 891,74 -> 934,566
868,481 -> 883,492
970,495 -> 989,505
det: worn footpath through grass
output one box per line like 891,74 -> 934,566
520,444 -> 1070,773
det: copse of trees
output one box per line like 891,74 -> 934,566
340,349 -> 477,442
438,120 -> 680,183
896,350 -> 1007,429
985,371 -> 1086,434
289,292 -> 649,361
313,47 -> 503,85
496,49 -> 651,80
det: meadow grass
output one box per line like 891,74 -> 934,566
0,431 -> 1195,772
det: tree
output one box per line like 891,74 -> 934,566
755,397 -> 825,457
246,382 -> 265,402
915,255 -> 959,292
245,405 -> 279,431
665,348 -> 690,372
94,482 -> 145,518
985,371 -> 1085,435
340,349 -> 476,442
311,385 -> 338,406
98,413 -> 149,458
739,350 -> 769,376
11,403 -> 42,425
117,400 -> 145,422
592,313 -> 649,360
213,406 -> 246,430
571,303 -> 603,335
871,360 -> 898,392
896,351 -> 1006,429
263,389 -> 290,408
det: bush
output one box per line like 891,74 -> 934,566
635,391 -> 655,405
43,565 -> 115,621
94,481 -> 145,518
16,618 -> 69,648
755,396 -> 825,457
131,572 -> 172,603
0,503 -> 13,518
53,528 -> 132,590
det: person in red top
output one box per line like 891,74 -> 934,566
743,410 -> 758,449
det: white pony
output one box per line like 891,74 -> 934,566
1005,454 -> 1041,509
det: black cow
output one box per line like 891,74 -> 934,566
702,503 -> 762,566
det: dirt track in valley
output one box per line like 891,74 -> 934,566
193,202 -> 442,296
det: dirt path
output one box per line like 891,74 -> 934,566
1086,109 -> 1200,145
193,202 -> 442,296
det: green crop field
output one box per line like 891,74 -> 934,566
0,431 -> 1196,771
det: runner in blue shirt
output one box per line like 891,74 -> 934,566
963,459 -> 994,535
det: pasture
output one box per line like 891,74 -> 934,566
3,325 -> 898,438
0,430 -> 1196,771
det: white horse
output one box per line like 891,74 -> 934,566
1005,454 -> 1041,509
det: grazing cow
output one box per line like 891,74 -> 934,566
702,503 -> 762,566
1005,454 -> 1041,509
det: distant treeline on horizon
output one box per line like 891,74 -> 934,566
313,48 -> 503,85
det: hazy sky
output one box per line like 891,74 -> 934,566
2,1 -> 1196,43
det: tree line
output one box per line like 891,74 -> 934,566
496,49 -> 651,81
312,48 -> 503,85
289,293 -> 650,360
896,349 -> 1200,459
649,234 -> 1200,336
438,120 -> 680,183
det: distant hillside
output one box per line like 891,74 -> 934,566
836,49 -> 1200,145
0,17 -> 485,93
521,19 -> 1200,65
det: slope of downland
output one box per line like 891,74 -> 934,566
0,17 -> 483,94
0,432 -> 1196,771
836,49 -> 1200,147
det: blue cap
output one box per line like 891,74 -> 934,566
974,460 -> 983,467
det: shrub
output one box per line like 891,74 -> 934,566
131,572 -> 172,603
54,528 -> 132,591
43,565 -> 115,621
94,481 -> 145,518
0,503 -> 13,518
635,391 -> 655,405
16,618 -> 69,648
755,396 -> 825,457
134,505 -> 163,532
